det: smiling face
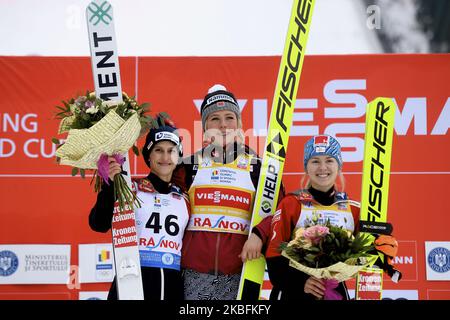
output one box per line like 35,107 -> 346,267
305,155 -> 340,192
148,140 -> 179,182
204,110 -> 240,147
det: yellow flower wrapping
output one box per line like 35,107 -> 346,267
281,250 -> 378,282
55,110 -> 141,169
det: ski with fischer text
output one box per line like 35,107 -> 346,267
237,0 -> 316,300
356,97 -> 396,300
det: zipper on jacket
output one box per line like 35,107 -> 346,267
214,233 -> 221,276
160,268 -> 165,300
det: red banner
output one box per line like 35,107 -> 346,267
0,54 -> 449,299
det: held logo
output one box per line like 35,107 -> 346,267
261,201 -> 271,213
0,250 -> 19,277
428,247 -> 450,273
261,160 -> 280,215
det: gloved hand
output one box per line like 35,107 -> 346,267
373,234 -> 402,282
374,235 -> 398,263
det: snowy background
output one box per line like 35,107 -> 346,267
0,0 -> 447,56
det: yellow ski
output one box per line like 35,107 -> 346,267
356,97 -> 396,300
237,0 -> 316,300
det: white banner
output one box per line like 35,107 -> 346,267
0,244 -> 70,284
348,289 -> 419,300
78,243 -> 115,283
425,241 -> 450,281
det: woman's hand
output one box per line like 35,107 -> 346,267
238,233 -> 263,262
108,156 -> 122,181
304,276 -> 326,299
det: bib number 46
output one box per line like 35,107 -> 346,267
145,212 -> 179,236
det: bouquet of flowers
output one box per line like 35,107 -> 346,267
280,215 -> 378,299
53,91 -> 152,212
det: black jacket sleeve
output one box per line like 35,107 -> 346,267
89,181 -> 115,233
266,256 -> 314,300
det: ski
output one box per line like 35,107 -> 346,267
86,0 -> 144,300
237,0 -> 316,300
356,97 -> 396,300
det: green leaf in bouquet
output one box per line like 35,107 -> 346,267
151,118 -> 159,129
334,238 -> 340,247
304,253 -> 316,263
62,100 -> 71,109
279,242 -> 289,252
80,169 -> 86,179
56,106 -> 68,113
132,145 -> 140,156
91,171 -> 103,193
140,102 -> 150,111
113,174 -> 143,212
51,138 -> 60,145
159,111 -> 170,119
71,167 -> 79,176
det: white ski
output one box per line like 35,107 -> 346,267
86,0 -> 144,300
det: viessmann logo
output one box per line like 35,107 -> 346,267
195,188 -> 251,211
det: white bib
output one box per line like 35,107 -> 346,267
296,201 -> 355,233
187,154 -> 255,235
135,190 -> 189,270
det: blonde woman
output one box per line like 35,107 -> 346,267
265,134 -> 399,300
173,84 -> 285,300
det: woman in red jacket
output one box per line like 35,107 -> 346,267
173,84 -> 283,300
265,134 -> 399,300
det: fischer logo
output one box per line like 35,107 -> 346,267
367,100 -> 391,221
274,0 -> 312,134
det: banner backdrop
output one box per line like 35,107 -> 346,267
0,55 -> 449,299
